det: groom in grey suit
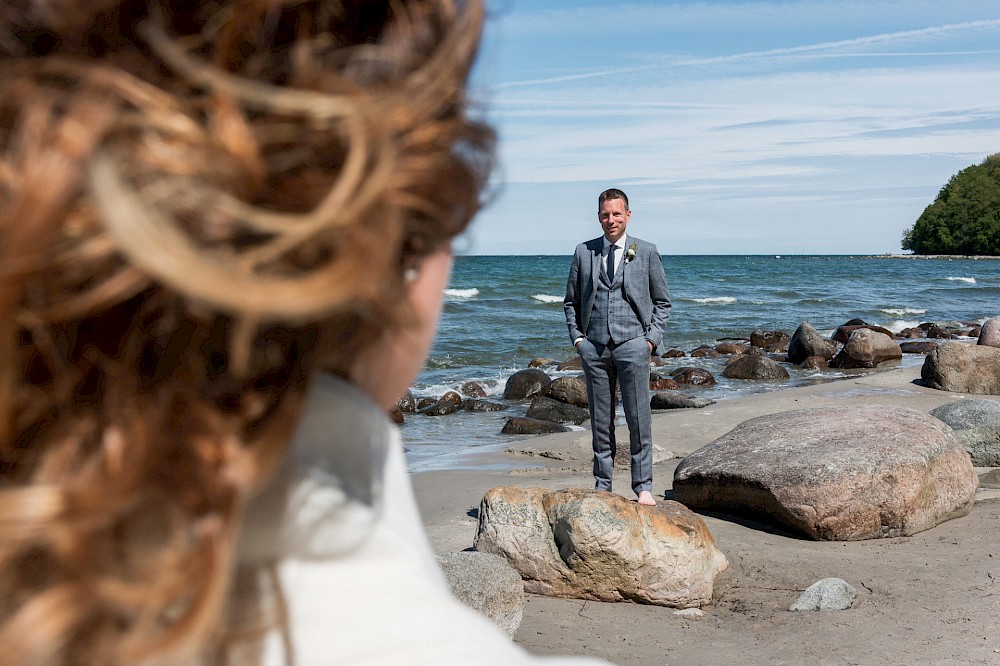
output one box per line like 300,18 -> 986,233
564,189 -> 671,506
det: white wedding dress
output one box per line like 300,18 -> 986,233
237,373 -> 608,665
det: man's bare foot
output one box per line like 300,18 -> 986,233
637,490 -> 656,506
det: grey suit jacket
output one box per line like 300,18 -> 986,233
563,235 -> 672,353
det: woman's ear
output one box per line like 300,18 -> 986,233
348,248 -> 453,410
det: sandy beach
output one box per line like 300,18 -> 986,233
412,364 -> 1000,665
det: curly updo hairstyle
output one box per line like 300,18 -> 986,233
0,0 -> 494,663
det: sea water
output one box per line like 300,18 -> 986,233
404,255 -> 1000,470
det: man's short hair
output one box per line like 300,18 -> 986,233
598,188 -> 629,211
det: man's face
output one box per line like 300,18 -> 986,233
599,197 -> 630,243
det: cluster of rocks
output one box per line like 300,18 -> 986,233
678,316 -> 980,380
391,380 -> 507,425
434,322 -> 1000,635
394,316 -> 992,436
445,396 -> 995,630
658,316 -> 983,380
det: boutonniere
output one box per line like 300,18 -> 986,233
624,243 -> 638,264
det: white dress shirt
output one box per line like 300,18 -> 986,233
602,235 -> 627,276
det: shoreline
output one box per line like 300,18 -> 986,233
412,363 -> 1000,665
864,254 -> 1000,260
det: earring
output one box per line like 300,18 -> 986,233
404,266 -> 419,283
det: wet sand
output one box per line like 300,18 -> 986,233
411,364 -> 1000,665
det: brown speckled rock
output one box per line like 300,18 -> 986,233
921,343 -> 1000,394
722,348 -> 790,380
474,487 -> 728,608
829,328 -> 902,369
670,367 -> 717,387
977,316 -> 1000,348
503,368 -> 551,400
541,376 -> 589,407
787,322 -> 836,364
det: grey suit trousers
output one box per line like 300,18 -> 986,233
577,335 -> 653,494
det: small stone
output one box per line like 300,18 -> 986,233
650,393 -> 715,410
500,417 -> 569,435
462,399 -> 508,412
418,400 -> 459,416
672,608 -> 707,619
789,578 -> 857,611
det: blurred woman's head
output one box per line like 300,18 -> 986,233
0,0 -> 493,662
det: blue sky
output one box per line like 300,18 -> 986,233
461,1 -> 1000,255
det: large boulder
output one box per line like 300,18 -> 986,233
503,368 -> 551,400
787,322 -> 836,364
474,487 -> 728,608
978,316 -> 1000,348
673,405 -> 978,541
722,348 -> 790,380
921,343 -> 1000,394
525,396 -> 589,425
929,399 -> 1000,466
437,551 -> 524,638
828,328 -> 902,369
541,376 -> 589,408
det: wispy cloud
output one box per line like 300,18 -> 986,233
495,18 -> 1000,89
471,1 -> 1000,254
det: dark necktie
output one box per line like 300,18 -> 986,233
606,244 -> 617,279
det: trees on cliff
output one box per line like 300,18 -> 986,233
901,153 -> 1000,255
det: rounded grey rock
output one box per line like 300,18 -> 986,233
437,551 -> 524,637
790,577 -> 857,612
930,398 -> 1000,466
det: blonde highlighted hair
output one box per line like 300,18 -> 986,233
0,0 -> 493,662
